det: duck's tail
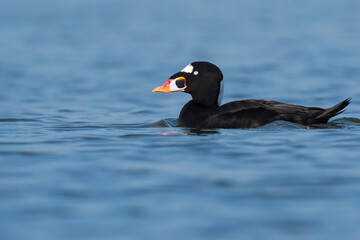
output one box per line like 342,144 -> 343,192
313,97 -> 351,124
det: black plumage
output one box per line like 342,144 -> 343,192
154,61 -> 351,129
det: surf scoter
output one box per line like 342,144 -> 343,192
153,61 -> 351,128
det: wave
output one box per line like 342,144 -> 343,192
148,117 -> 360,130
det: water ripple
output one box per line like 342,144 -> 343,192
0,118 -> 39,122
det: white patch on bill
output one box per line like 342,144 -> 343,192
181,64 -> 194,74
217,80 -> 224,106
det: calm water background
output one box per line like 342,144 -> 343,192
1,0 -> 360,239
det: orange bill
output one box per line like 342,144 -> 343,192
152,79 -> 172,92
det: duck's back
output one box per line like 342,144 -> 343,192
179,98 -> 351,129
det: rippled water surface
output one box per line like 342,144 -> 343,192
1,0 -> 360,239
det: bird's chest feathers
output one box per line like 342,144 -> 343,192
179,101 -> 217,127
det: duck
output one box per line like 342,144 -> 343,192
153,61 -> 351,129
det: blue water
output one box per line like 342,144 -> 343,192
1,0 -> 360,239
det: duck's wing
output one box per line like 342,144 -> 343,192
201,98 -> 351,128
201,105 -> 279,128
264,98 -> 351,124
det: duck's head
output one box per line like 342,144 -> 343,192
153,61 -> 224,106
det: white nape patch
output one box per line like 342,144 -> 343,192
181,64 -> 194,74
193,71 -> 198,75
170,78 -> 186,92
217,81 -> 224,106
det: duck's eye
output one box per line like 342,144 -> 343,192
175,79 -> 185,88
194,71 -> 198,75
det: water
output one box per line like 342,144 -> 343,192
1,0 -> 360,239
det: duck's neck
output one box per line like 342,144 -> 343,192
190,80 -> 223,107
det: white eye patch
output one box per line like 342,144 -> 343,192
181,64 -> 194,74
169,78 -> 186,92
